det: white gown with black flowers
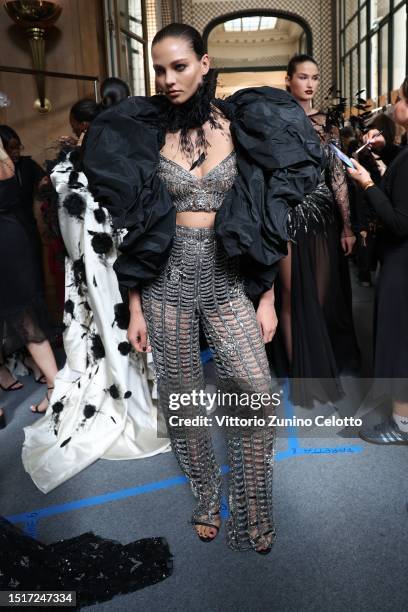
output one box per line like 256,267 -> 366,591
22,150 -> 169,494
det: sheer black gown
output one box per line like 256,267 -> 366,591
270,113 -> 360,406
0,175 -> 51,359
0,516 -> 172,607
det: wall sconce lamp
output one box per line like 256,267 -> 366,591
4,0 -> 62,112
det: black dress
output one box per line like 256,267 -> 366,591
0,176 -> 51,359
270,113 -> 360,405
14,155 -> 46,290
364,146 -> 408,401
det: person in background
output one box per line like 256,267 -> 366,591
274,54 -> 360,406
348,77 -> 408,444
23,79 -> 169,493
0,136 -> 58,426
354,113 -> 400,287
0,125 -> 48,388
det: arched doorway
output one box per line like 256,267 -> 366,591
203,11 -> 312,97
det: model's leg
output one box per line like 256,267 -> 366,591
200,241 -> 275,552
26,339 -> 58,413
142,228 -> 221,539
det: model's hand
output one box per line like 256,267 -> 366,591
127,311 -> 151,353
256,300 -> 278,344
340,232 -> 356,256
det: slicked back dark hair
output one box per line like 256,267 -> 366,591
70,98 -> 101,123
287,54 -> 318,78
152,23 -> 206,58
100,77 -> 130,108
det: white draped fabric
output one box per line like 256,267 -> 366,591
22,150 -> 169,493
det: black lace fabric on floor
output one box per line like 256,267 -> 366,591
0,517 -> 173,608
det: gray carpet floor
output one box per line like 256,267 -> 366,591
1,267 -> 407,612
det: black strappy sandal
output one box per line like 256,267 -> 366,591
30,386 -> 54,414
191,515 -> 221,543
23,358 -> 47,384
252,529 -> 275,555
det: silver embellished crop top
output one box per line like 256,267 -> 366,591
157,150 -> 237,212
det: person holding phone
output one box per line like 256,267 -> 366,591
347,78 -> 408,444
353,115 -> 400,287
275,54 -> 360,406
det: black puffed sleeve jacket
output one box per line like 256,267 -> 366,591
82,87 -> 323,300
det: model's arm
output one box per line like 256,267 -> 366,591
256,286 -> 277,344
348,153 -> 408,237
326,127 -> 356,255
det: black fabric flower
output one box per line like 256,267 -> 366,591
52,401 -> 64,414
118,342 -> 132,356
68,170 -> 84,189
63,193 -> 86,219
73,257 -> 86,287
109,384 -> 120,399
91,334 -> 105,360
124,391 -> 132,399
70,147 -> 82,171
89,232 -> 113,255
64,299 -> 75,316
83,404 -> 97,419
94,207 -> 107,224
114,303 -> 129,330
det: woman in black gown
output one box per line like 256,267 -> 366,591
0,137 -> 57,426
0,125 -> 48,387
348,77 -> 408,444
271,54 -> 360,406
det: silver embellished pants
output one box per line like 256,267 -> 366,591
142,226 -> 275,551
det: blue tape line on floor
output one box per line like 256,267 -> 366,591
200,348 -> 213,364
8,380 -> 363,536
6,465 -> 231,526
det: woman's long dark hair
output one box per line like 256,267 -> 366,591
0,125 -> 21,148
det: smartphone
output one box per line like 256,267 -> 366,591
329,143 -> 355,168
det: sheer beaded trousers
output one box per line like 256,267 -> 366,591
142,226 -> 275,551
